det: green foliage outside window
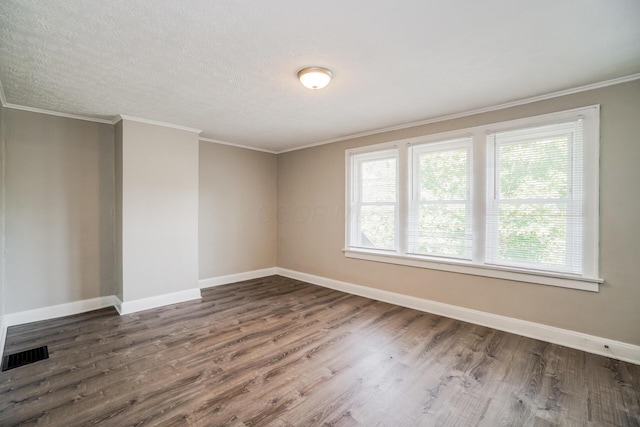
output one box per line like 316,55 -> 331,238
497,137 -> 570,266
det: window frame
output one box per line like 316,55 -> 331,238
485,121 -> 584,274
344,105 -> 602,292
348,148 -> 399,252
407,137 -> 474,260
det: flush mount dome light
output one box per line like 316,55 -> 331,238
297,67 -> 333,90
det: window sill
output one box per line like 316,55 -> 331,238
343,249 -> 602,292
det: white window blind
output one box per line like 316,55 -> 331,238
486,119 -> 584,274
408,138 -> 473,259
349,149 -> 398,251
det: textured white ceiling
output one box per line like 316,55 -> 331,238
1,0 -> 639,152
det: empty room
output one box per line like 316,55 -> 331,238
0,1 -> 639,426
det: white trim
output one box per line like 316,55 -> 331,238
2,103 -> 114,124
112,296 -> 123,315
0,73 -> 636,154
115,115 -> 202,134
0,287 -> 203,358
1,270 -> 637,365
1,89 -> 6,361
342,106 -> 599,155
0,316 -> 7,363
277,73 -> 640,154
199,267 -> 278,289
117,288 -> 202,315
275,268 -> 640,365
0,79 -> 7,106
3,296 -> 119,328
199,137 -> 278,154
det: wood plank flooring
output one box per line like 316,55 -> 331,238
1,275 -> 639,426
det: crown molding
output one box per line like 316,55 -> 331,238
199,137 -> 278,154
115,115 -> 202,134
1,73 -> 638,153
2,103 -> 114,124
277,73 -> 640,154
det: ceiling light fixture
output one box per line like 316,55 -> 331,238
297,67 -> 333,90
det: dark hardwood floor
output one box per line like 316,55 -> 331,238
1,275 -> 638,426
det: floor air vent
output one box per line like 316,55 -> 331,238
2,346 -> 49,372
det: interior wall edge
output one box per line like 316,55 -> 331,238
1,104 -> 5,346
0,315 -> 6,363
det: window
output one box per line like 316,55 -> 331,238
486,121 -> 583,274
408,138 -> 473,260
348,149 -> 398,251
345,106 -> 601,291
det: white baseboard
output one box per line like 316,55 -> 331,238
199,267 -> 277,289
276,268 -> 640,365
117,288 -> 202,315
112,296 -> 123,315
0,287 -> 202,359
3,296 -> 119,328
0,315 -> 6,362
3,268 -> 636,366
0,295 -> 118,361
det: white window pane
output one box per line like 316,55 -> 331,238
498,136 -> 569,200
349,149 -> 398,252
497,203 -> 568,268
418,148 -> 468,200
361,158 -> 396,202
409,139 -> 472,260
359,205 -> 396,250
487,119 -> 586,275
413,203 -> 471,258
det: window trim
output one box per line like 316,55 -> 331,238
348,148 -> 399,251
344,105 -> 602,292
485,120 -> 585,274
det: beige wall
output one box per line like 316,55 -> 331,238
119,120 -> 199,301
0,111 -> 276,312
4,109 -> 115,313
277,80 -> 640,346
199,142 -> 277,279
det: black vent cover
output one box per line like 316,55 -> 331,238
2,346 -> 49,371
